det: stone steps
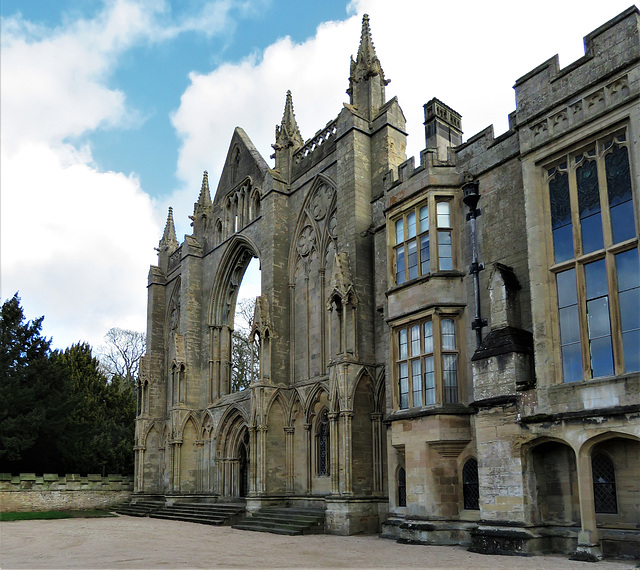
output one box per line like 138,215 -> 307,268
232,507 -> 325,536
115,500 -> 165,517
149,503 -> 246,526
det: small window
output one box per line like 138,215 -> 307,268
437,201 -> 453,270
462,458 -> 480,510
316,410 -> 330,476
592,453 -> 617,514
397,466 -> 407,507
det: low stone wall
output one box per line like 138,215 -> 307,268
0,473 -> 133,512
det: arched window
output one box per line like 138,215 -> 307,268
397,466 -> 407,507
316,409 -> 330,476
178,365 -> 186,403
462,458 -> 480,510
592,453 -> 617,513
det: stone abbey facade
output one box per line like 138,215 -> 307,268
135,8 -> 640,558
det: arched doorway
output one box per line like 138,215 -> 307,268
216,407 -> 250,498
238,430 -> 250,497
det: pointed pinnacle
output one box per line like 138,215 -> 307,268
161,206 -> 178,247
357,14 -> 376,64
198,170 -> 212,207
276,90 -> 303,147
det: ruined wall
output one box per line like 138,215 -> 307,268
0,473 -> 133,512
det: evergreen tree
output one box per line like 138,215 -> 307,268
0,294 -> 70,472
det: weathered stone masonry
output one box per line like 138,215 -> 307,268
137,9 -> 640,558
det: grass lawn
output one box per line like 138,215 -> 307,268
0,509 -> 117,521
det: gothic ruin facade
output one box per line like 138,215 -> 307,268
135,8 -> 640,558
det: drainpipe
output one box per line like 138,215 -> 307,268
463,181 -> 487,348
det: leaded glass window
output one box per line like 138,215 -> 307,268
462,458 -> 480,510
395,315 -> 460,409
547,129 -> 638,382
397,466 -> 407,507
592,453 -> 617,514
317,410 -> 330,476
392,202 -> 431,285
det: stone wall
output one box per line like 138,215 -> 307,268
0,473 -> 133,512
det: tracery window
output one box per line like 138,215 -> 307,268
390,196 -> 456,285
592,453 -> 617,514
462,458 -> 480,510
316,409 -> 330,476
396,314 -> 459,409
548,129 -> 639,382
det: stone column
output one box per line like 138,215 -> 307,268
304,423 -> 312,494
341,411 -> 354,495
575,451 -> 603,561
249,427 -> 257,495
285,426 -> 295,493
257,426 -> 268,494
329,412 -> 340,495
370,412 -> 383,494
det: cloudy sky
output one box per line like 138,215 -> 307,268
1,0 -> 634,350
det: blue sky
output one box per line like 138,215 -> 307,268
1,0 -> 635,351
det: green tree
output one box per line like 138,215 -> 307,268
51,344 -> 136,475
0,294 -> 70,473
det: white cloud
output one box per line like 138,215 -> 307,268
1,0 -> 261,349
170,0 -> 634,219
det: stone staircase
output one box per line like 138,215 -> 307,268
149,502 -> 246,526
115,497 -> 165,517
232,507 -> 326,536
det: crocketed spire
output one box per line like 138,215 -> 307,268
347,14 -> 389,118
274,90 -> 303,150
197,170 -> 212,208
159,206 -> 179,251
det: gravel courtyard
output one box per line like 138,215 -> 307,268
1,515 -> 637,569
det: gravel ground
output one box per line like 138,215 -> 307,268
1,515 -> 637,569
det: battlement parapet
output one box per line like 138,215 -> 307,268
383,148 -> 458,193
291,118 -> 338,178
514,7 -> 640,127
456,125 -> 520,177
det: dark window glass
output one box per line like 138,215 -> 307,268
557,269 -> 582,382
438,231 -> 453,270
592,453 -> 617,514
420,234 -> 430,275
396,246 -> 405,285
317,410 -> 330,476
407,239 -> 418,280
462,458 -> 480,510
585,260 -> 614,378
576,155 -> 604,253
606,144 -> 635,244
616,248 -> 640,372
549,170 -> 573,263
397,467 -> 407,507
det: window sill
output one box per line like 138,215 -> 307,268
386,270 -> 466,296
385,404 -> 473,423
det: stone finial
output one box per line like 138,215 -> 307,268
489,263 -> 522,329
328,252 -> 357,306
197,171 -> 212,208
159,207 -> 179,252
348,16 -> 388,91
274,90 -> 303,151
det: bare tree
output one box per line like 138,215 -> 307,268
99,328 -> 146,383
231,298 -> 258,392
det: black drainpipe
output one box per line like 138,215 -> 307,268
463,181 -> 487,348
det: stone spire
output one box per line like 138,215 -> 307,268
272,90 -> 304,183
274,90 -> 303,150
197,170 -> 212,208
347,14 -> 389,120
159,206 -> 179,252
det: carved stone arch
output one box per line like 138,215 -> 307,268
178,410 -> 201,440
305,383 -> 331,423
250,187 -> 261,220
374,368 -> 386,414
264,389 -> 288,427
579,430 -> 640,456
230,145 -> 241,183
215,405 -> 250,497
287,389 -> 304,427
142,421 -> 162,449
201,409 -> 215,440
349,367 -> 375,410
209,234 -> 260,326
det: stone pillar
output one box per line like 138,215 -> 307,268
329,412 -> 340,495
370,412 -> 383,494
257,426 -> 268,494
304,423 -> 312,494
249,427 -> 257,495
342,411 -> 354,496
574,451 -> 603,561
285,426 -> 295,493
